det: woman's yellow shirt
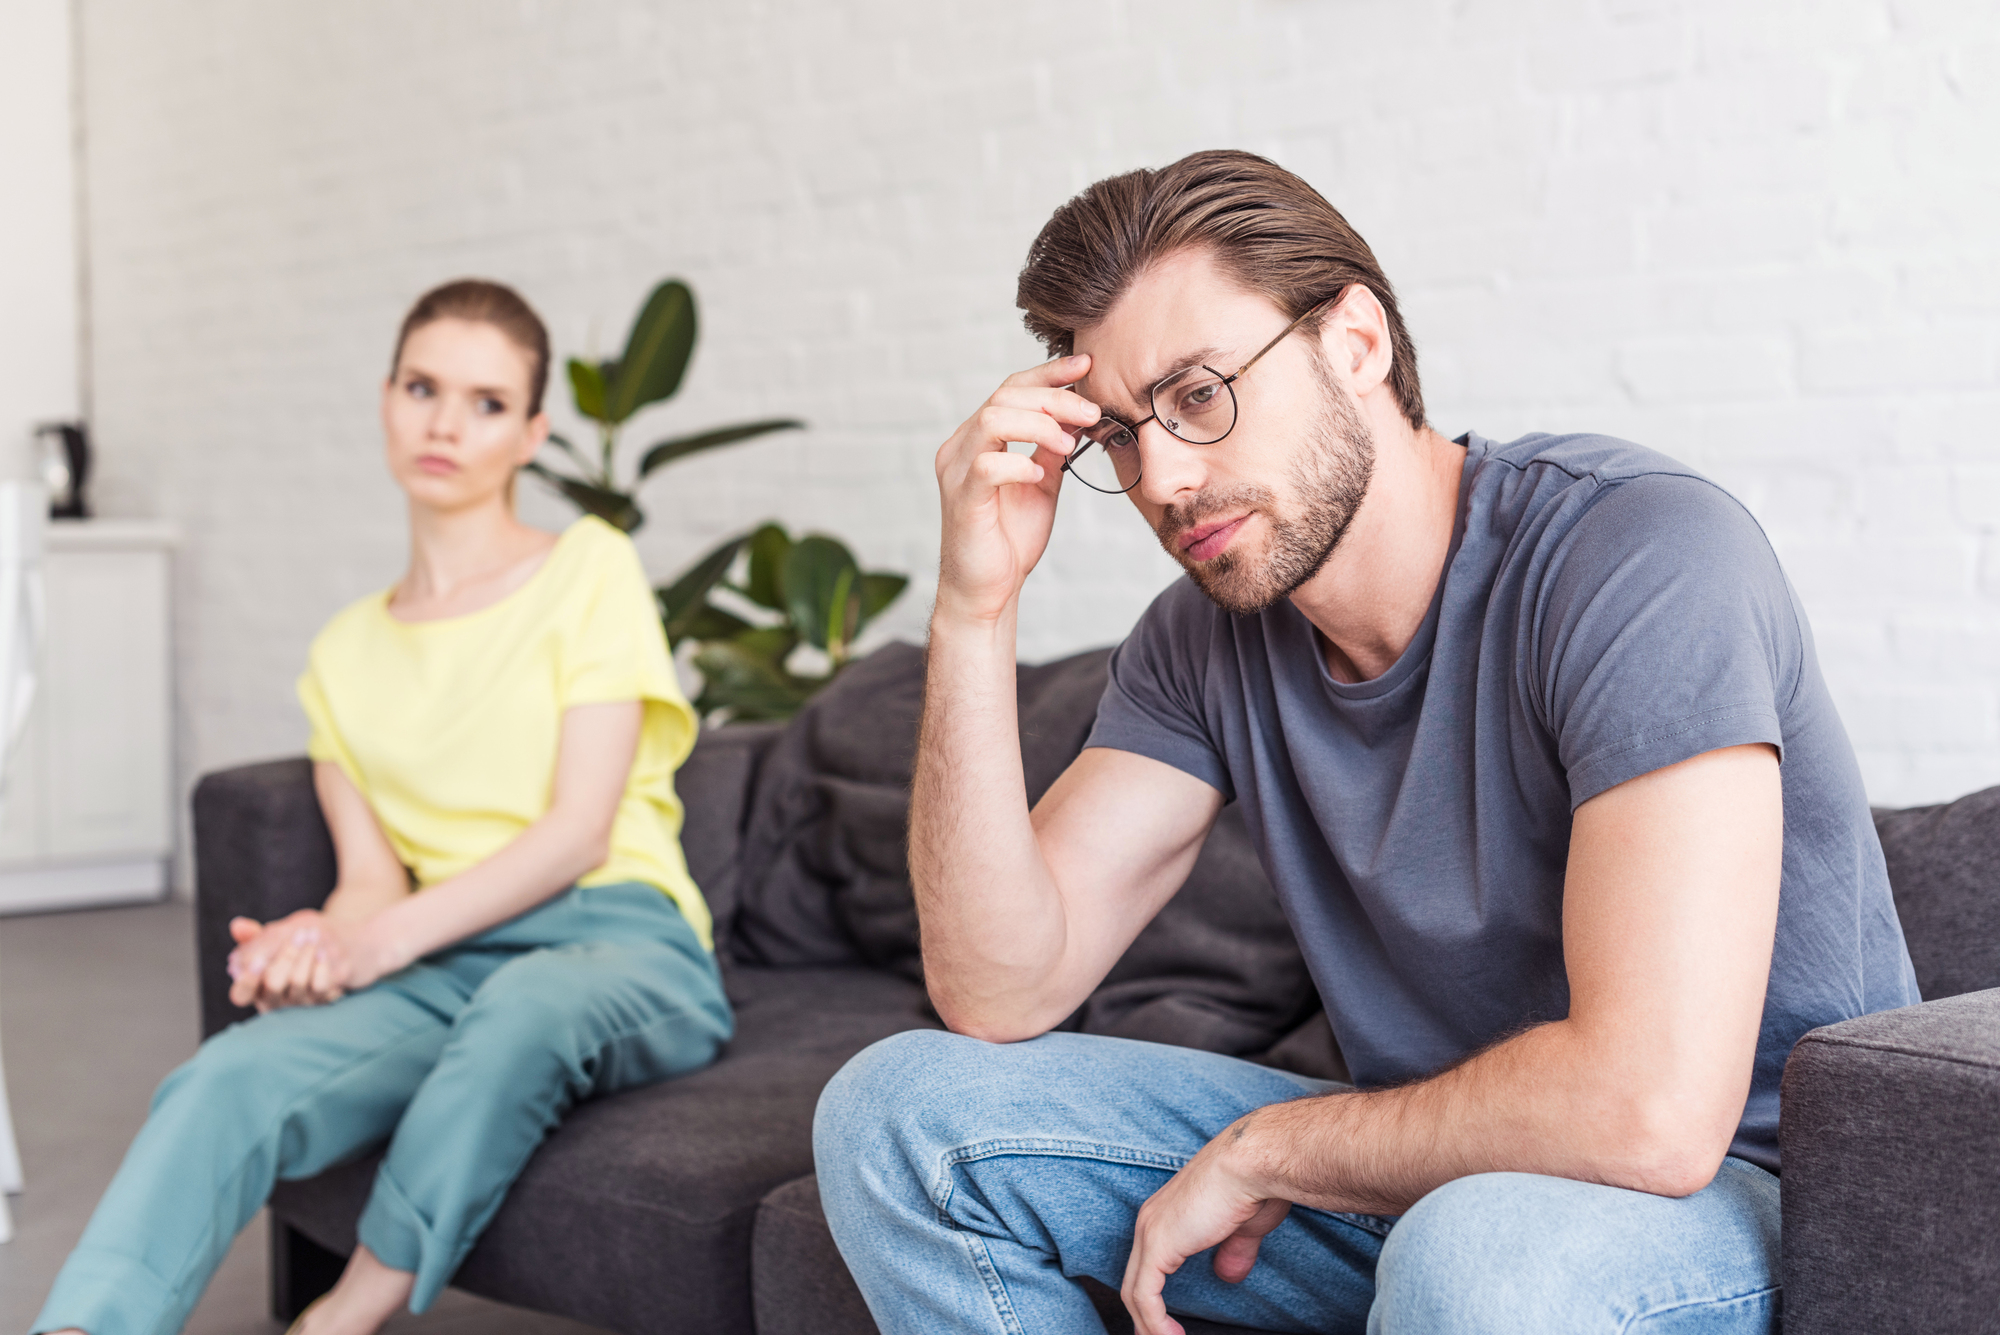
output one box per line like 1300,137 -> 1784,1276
296,517 -> 712,949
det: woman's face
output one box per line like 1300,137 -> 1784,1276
381,318 -> 548,513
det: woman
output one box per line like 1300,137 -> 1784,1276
35,279 -> 731,1335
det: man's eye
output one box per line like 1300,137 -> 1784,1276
1105,427 -> 1138,452
1185,382 -> 1219,407
477,397 -> 504,415
407,380 -> 433,399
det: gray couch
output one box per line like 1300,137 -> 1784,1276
191,643 -> 2000,1335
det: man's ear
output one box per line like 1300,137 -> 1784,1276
1320,286 -> 1393,398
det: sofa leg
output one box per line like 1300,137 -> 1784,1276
270,1214 -> 348,1321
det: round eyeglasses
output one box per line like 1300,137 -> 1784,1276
1061,293 -> 1339,495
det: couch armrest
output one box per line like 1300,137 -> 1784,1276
191,757 -> 337,1038
1780,989 -> 2000,1334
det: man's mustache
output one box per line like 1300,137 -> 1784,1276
1156,484 -> 1277,548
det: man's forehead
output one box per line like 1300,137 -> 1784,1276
1073,251 -> 1281,413
1078,343 -> 1228,420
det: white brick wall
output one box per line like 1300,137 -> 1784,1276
74,0 -> 2000,883
0,0 -> 80,475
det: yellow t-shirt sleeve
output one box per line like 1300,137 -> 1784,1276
562,528 -> 697,766
297,655 -> 364,789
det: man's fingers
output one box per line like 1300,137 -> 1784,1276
1124,1261 -> 1184,1335
999,352 -> 1090,393
1212,1234 -> 1262,1284
1212,1198 -> 1289,1283
972,405 -> 1077,458
966,450 -> 1046,491
988,384 -> 1103,428
1120,1223 -> 1186,1335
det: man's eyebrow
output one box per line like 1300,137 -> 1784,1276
1084,344 -> 1230,423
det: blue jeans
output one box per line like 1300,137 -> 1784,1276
815,1030 -> 1781,1334
35,882 -> 731,1335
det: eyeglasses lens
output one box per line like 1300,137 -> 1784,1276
1151,367 -> 1235,445
1066,420 -> 1143,494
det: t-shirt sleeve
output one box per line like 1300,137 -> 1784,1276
297,656 -> 363,788
1084,581 -> 1234,799
561,528 -> 697,767
1537,473 -> 1801,809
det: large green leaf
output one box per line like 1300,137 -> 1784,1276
567,359 -> 610,424
605,279 -> 697,425
674,603 -> 756,644
857,572 -> 908,628
691,640 -> 820,722
742,523 -> 792,611
523,461 -> 642,532
655,532 -> 749,641
731,624 -> 800,664
636,418 -> 805,480
824,566 -> 859,657
783,535 -> 861,650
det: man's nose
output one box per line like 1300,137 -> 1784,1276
1133,422 -> 1206,508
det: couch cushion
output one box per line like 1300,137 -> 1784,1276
677,722 -> 785,947
1873,787 -> 2000,999
272,964 -> 937,1335
728,641 -> 1319,1060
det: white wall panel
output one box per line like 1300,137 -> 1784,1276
70,0 -> 2000,842
0,0 -> 81,477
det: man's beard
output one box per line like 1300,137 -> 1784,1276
1154,358 -> 1377,616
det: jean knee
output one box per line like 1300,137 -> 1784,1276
1373,1173 -> 1578,1332
814,1029 -> 1007,1180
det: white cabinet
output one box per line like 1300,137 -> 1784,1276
0,520 -> 176,914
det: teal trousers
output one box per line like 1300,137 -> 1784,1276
34,881 -> 732,1335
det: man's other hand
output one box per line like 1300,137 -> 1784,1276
1121,1118 -> 1294,1335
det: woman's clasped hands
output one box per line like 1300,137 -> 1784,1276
226,910 -> 389,1012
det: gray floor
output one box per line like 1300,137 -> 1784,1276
0,899 -> 607,1334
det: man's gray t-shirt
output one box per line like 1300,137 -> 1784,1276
1086,431 -> 1919,1171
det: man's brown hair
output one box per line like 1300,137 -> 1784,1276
391,278 -> 551,416
1015,149 -> 1425,431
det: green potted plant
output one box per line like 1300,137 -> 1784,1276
659,522 -> 907,721
533,279 -> 908,721
526,279 -> 802,533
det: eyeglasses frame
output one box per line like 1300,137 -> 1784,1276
1060,291 -> 1342,495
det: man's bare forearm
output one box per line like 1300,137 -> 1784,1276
1229,1014 -> 1742,1216
911,605 -> 1074,1039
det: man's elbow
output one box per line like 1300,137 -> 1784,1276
929,991 -> 1061,1046
1599,1094 -> 1735,1198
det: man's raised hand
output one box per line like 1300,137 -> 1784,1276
932,354 -> 1100,626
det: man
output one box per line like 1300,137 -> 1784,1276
813,150 -> 1917,1335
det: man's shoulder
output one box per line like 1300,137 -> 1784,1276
1472,430 -> 1709,491
1470,431 -> 1762,553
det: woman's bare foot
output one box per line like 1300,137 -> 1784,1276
293,1245 -> 414,1335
